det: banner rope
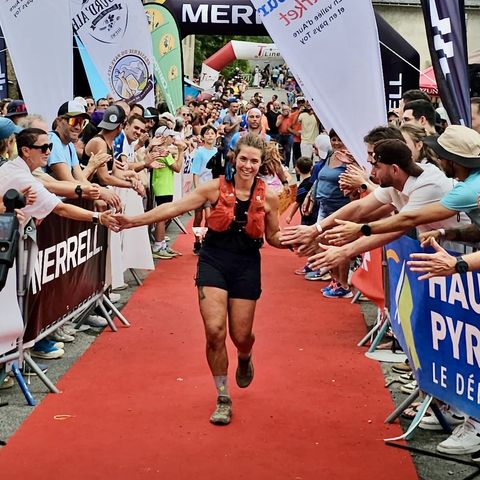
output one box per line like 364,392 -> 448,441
379,40 -> 436,83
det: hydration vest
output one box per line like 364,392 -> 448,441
207,176 -> 266,239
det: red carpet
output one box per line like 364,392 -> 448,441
0,225 -> 417,479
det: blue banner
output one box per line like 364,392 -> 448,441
421,0 -> 471,126
387,236 -> 480,419
0,26 -> 7,99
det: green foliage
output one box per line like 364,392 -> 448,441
193,35 -> 272,77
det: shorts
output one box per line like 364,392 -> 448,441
195,246 -> 261,300
155,195 -> 173,206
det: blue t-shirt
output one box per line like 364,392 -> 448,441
440,168 -> 480,227
229,131 -> 271,151
47,131 -> 79,171
192,146 -> 217,185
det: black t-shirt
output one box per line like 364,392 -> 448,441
296,176 -> 313,205
266,110 -> 280,135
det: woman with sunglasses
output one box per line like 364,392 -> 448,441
114,134 -> 287,426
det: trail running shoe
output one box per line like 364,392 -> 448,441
323,285 -> 353,299
321,281 -> 337,293
210,396 -> 232,425
236,356 -> 254,388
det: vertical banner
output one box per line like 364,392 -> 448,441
0,0 -> 72,123
0,26 -> 8,99
71,0 -> 155,108
144,3 -> 184,113
387,237 -> 480,420
250,0 -> 386,169
421,0 -> 471,126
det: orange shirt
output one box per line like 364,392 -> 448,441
278,114 -> 291,135
289,111 -> 301,142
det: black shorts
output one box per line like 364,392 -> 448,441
155,195 -> 173,206
195,246 -> 261,300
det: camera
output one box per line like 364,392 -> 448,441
0,189 -> 25,292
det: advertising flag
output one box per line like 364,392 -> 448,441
250,0 -> 386,169
144,3 -> 184,113
0,26 -> 7,99
421,0 -> 471,126
0,0 -> 72,123
70,0 -> 155,107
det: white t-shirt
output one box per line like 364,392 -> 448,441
373,163 -> 469,232
0,157 -> 60,219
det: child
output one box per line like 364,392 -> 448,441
191,125 -> 218,255
286,156 -> 313,225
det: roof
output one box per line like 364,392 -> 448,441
373,0 -> 480,7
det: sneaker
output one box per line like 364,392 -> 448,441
112,283 -> 128,291
323,285 -> 353,299
193,241 -> 201,256
210,396 -> 232,425
437,419 -> 480,455
322,280 -> 337,293
166,247 -> 182,256
152,249 -> 175,260
0,376 -> 14,389
109,293 -> 121,304
392,360 -> 411,374
84,314 -> 108,328
398,372 -> 414,384
419,405 -> 465,431
236,355 -> 254,388
400,380 -> 417,394
31,339 -> 65,360
49,326 -> 75,343
294,265 -> 312,275
305,269 -> 331,281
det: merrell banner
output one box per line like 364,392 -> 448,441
145,3 -> 184,113
25,201 -> 108,344
421,0 -> 471,126
250,0 -> 386,169
0,0 -> 72,123
387,236 -> 480,420
70,0 -> 155,107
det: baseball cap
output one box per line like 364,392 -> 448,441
144,107 -> 158,119
296,96 -> 306,102
373,139 -> 419,176
57,100 -> 90,119
73,96 -> 88,109
98,105 -> 126,130
423,125 -> 480,168
159,112 -> 175,124
6,100 -> 28,118
155,125 -> 177,137
0,117 -> 22,139
227,96 -> 238,104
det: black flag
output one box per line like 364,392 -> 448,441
421,0 -> 471,126
0,27 -> 7,99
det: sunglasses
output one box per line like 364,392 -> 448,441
65,116 -> 88,128
29,143 -> 53,153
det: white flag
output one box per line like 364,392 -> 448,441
70,0 -> 155,107
251,0 -> 387,167
0,0 -> 73,123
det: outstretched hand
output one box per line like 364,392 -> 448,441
323,219 -> 362,246
99,211 -> 120,232
280,224 -> 317,246
407,237 -> 456,280
307,243 -> 348,271
113,213 -> 135,231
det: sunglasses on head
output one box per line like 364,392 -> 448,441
29,143 -> 53,153
65,116 -> 88,128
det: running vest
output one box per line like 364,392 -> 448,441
207,176 -> 266,239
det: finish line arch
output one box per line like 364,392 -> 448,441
152,0 -> 420,109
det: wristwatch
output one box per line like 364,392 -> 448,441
91,212 -> 100,224
455,256 -> 469,274
75,185 -> 83,198
360,224 -> 372,236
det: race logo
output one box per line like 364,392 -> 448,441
71,0 -> 128,44
159,33 -> 175,56
109,53 -> 154,102
145,7 -> 165,32
168,65 -> 179,80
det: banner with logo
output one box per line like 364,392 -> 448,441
350,248 -> 385,309
0,26 -> 8,99
421,0 -> 471,126
250,0 -> 386,169
387,236 -> 480,419
70,0 -> 155,108
144,3 -> 184,113
26,201 -> 108,344
0,0 -> 72,123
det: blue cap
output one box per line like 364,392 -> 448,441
0,117 -> 22,140
227,97 -> 238,104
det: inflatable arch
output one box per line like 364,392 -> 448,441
154,0 -> 420,109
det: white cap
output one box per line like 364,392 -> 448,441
155,125 -> 177,137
